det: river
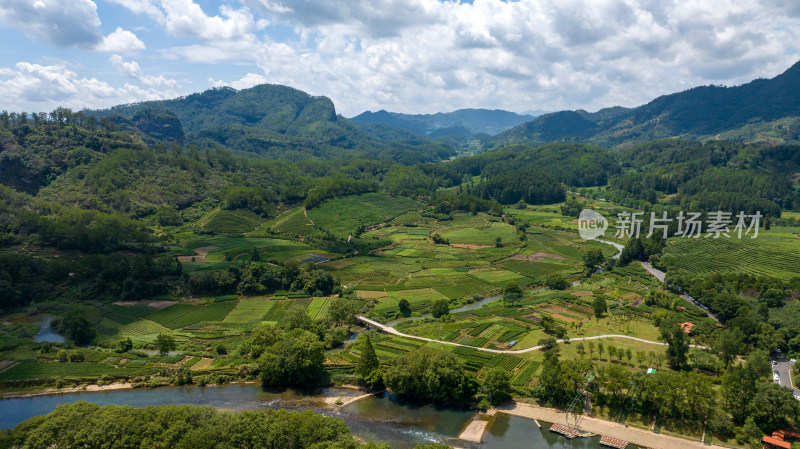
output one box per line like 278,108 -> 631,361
0,383 -> 638,449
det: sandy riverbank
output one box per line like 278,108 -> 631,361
2,382 -> 135,399
495,402 -> 726,449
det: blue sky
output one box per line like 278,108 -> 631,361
1,0 -> 799,116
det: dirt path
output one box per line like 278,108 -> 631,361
356,316 -> 705,353
496,402 -> 725,449
177,245 -> 218,263
304,208 -> 315,226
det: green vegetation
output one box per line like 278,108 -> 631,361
5,402 -> 437,449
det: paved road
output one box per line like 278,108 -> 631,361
640,261 -> 721,323
774,355 -> 800,398
357,316 -> 706,354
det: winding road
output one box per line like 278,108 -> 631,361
357,315 -> 706,354
356,238 -> 719,353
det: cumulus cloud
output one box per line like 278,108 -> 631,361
105,0 -> 165,23
161,0 -> 265,42
222,0 -> 800,115
4,0 -> 800,116
110,55 -> 178,88
95,28 -> 146,53
209,73 -> 270,90
0,62 -> 175,111
0,0 -> 104,49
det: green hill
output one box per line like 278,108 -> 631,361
90,84 -> 453,164
490,59 -> 800,149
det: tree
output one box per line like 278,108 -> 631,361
356,335 -> 380,378
625,348 -> 632,364
544,273 -> 568,290
116,337 -> 133,353
635,350 -> 646,366
384,348 -> 478,405
598,342 -> 605,358
398,298 -> 411,317
431,298 -> 450,318
483,368 -> 512,405
608,345 -> 617,361
714,328 -> 745,368
327,297 -> 357,326
250,247 -> 261,262
576,342 -> 585,358
154,333 -> 176,356
495,236 -> 502,247
583,248 -> 605,269
660,318 -> 689,370
588,341 -> 595,359
747,382 -> 799,433
260,329 -> 326,387
592,295 -> 607,318
283,307 -> 314,331
61,311 -> 95,346
503,281 -> 522,306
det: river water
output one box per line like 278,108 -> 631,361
0,383 -> 638,449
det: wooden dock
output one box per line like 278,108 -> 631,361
600,435 -> 629,448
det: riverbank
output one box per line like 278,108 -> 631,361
494,402 -> 726,449
2,382 -> 134,399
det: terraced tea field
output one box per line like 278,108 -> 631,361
307,193 -> 421,238
662,227 -> 800,279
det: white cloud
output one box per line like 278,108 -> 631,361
95,27 -> 146,53
216,0 -> 800,116
0,62 -> 176,111
105,0 -> 165,23
0,0 -> 104,48
161,0 -> 263,42
110,55 -> 178,88
209,73 -> 270,90
3,0 -> 800,117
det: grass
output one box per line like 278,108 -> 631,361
117,320 -> 172,343
307,193 -> 420,238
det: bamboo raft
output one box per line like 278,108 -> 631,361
599,435 -> 629,449
549,423 -> 580,438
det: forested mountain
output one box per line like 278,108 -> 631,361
490,60 -> 800,149
89,85 -> 453,164
351,108 -> 536,137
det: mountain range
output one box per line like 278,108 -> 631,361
350,109 -> 537,138
87,59 -> 800,159
490,60 -> 800,149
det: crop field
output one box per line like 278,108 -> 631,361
117,320 -> 172,343
262,299 -> 295,322
467,268 -> 532,287
307,297 -> 331,320
264,207 -> 324,238
202,209 -> 265,234
164,301 -> 238,329
372,288 -> 450,319
145,304 -> 202,326
441,221 -> 519,246
307,193 -> 421,238
511,361 -> 541,387
223,298 -> 274,323
662,227 -> 800,279
0,360 -> 152,382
